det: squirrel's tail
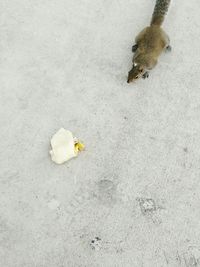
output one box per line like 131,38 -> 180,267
151,0 -> 171,26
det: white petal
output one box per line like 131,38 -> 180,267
49,128 -> 77,164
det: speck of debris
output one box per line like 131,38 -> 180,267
183,147 -> 188,153
116,248 -> 124,254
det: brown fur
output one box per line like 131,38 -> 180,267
127,0 -> 171,83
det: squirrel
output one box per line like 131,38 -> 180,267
127,0 -> 171,83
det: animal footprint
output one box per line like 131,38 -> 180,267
90,237 -> 102,251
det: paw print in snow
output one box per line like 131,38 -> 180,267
90,237 -> 102,251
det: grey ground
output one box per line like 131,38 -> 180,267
1,0 -> 200,266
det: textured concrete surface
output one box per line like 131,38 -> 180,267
1,0 -> 200,266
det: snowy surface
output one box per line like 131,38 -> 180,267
1,0 -> 200,266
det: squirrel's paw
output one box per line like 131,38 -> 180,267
142,72 -> 149,79
132,44 -> 138,53
165,45 -> 172,52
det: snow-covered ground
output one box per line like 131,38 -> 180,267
1,0 -> 200,266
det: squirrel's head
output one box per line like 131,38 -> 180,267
127,62 -> 145,83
